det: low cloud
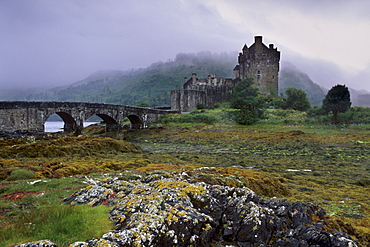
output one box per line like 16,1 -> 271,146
0,0 -> 369,91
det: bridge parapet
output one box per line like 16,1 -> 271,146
0,101 -> 178,134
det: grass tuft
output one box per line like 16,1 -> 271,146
0,204 -> 112,247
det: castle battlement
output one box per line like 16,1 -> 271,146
171,36 -> 280,112
234,36 -> 280,94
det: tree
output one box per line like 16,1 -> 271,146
230,78 -> 264,125
322,84 -> 351,123
285,87 -> 311,111
196,103 -> 205,110
136,102 -> 150,107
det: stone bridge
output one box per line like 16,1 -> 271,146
0,101 -> 178,134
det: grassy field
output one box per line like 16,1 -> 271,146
0,108 -> 370,246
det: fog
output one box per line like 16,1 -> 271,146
1,0 -> 369,91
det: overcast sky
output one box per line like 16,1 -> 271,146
1,0 -> 370,91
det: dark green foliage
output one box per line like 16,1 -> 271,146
157,111 -> 218,124
307,105 -> 325,117
271,99 -> 286,109
136,102 -> 150,107
305,106 -> 370,125
285,87 -> 311,111
196,103 -> 205,110
234,109 -> 259,125
230,78 -> 265,125
322,85 -> 351,123
337,106 -> 370,124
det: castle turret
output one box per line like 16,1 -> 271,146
236,36 -> 280,95
171,35 -> 281,112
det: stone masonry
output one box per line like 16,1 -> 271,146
171,36 -> 280,112
233,36 -> 280,95
0,101 -> 178,134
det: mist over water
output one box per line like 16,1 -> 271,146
45,121 -> 98,133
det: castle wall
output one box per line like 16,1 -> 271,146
171,89 -> 206,112
171,36 -> 280,112
171,84 -> 234,112
236,36 -> 280,95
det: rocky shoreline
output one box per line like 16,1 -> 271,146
15,169 -> 358,247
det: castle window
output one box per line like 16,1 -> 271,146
257,70 -> 261,80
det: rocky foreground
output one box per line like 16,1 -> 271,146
14,168 -> 358,247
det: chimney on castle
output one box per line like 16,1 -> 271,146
192,73 -> 197,84
254,36 -> 263,53
255,36 -> 262,43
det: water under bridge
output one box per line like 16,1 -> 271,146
0,101 -> 178,134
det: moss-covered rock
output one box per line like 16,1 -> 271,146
60,172 -> 357,246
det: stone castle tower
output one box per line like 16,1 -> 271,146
171,36 -> 280,112
233,36 -> 280,94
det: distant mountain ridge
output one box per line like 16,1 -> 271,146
279,62 -> 326,106
21,52 -> 237,106
70,70 -> 129,87
3,52 -> 369,107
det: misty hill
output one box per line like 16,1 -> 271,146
349,88 -> 370,107
279,62 -> 326,106
23,52 -> 237,107
11,52 -> 354,107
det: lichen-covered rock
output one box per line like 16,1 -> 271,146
13,240 -> 56,247
59,170 -> 358,246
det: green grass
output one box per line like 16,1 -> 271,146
1,204 -> 111,247
0,177 -> 112,247
155,107 -> 370,135
2,106 -> 370,245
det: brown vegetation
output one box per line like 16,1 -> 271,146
0,126 -> 369,244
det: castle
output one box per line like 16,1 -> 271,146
171,36 -> 280,112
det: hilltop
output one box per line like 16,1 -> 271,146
2,52 -> 338,108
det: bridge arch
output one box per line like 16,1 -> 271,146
55,112 -> 77,133
93,114 -> 117,124
85,113 -> 121,132
127,115 -> 143,129
43,111 -> 77,133
0,101 -> 179,134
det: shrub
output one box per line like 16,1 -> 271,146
234,109 -> 259,125
285,87 -> 311,111
230,78 -> 265,125
271,99 -> 286,109
213,103 -> 221,109
181,112 -> 217,124
307,105 -> 325,117
7,169 -> 35,181
196,103 -> 206,110
136,102 -> 150,107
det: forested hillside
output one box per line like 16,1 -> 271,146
279,63 -> 326,106
24,52 -> 237,107
21,53 -> 329,107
